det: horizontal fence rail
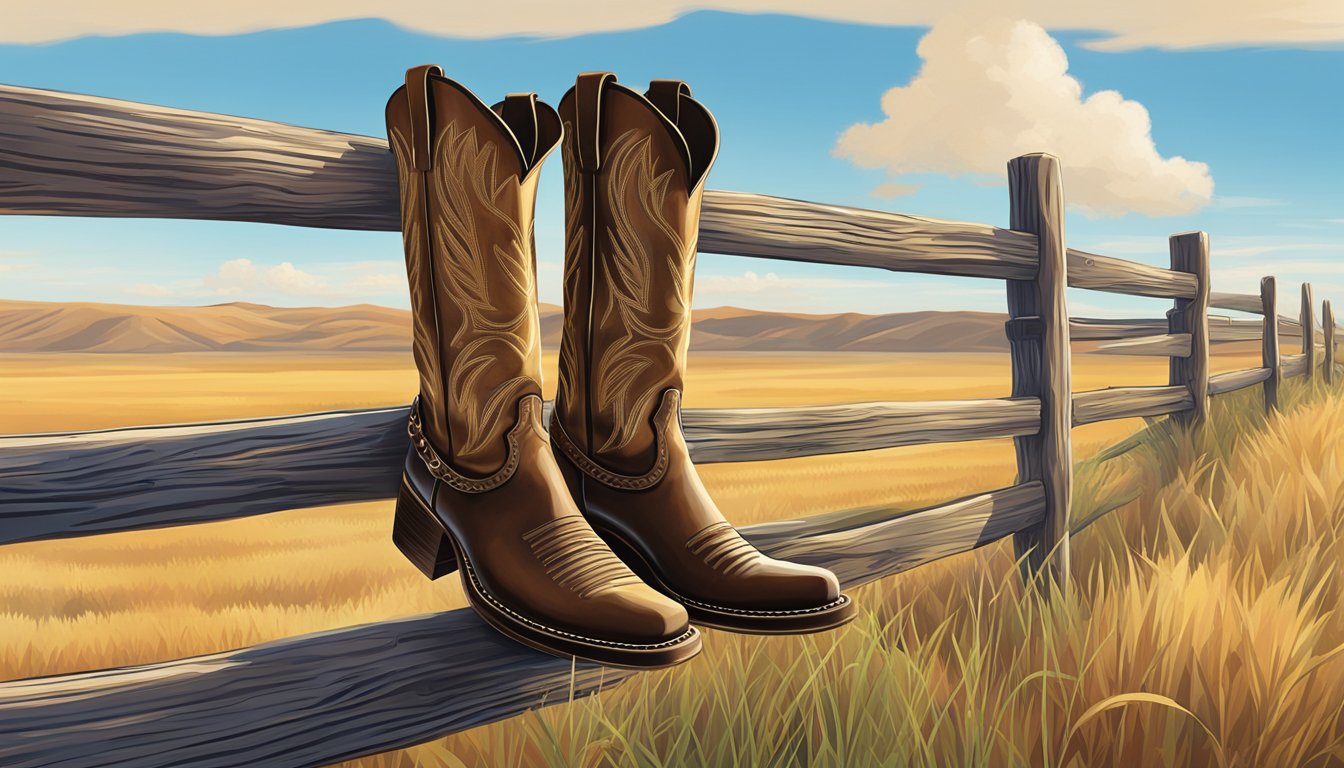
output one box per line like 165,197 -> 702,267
1283,353 -> 1310,379
1091,333 -> 1192,357
1208,366 -> 1273,395
1067,249 -> 1197,299
1072,385 -> 1194,426
1072,316 -> 1307,343
5,376 -> 1288,547
0,482 -> 1045,768
1210,291 -> 1264,315
0,398 -> 1041,546
0,84 -> 1038,280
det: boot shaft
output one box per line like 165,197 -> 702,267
554,73 -> 719,475
387,66 -> 560,476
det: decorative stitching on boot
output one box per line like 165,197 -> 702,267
686,522 -> 761,577
677,592 -> 851,617
548,389 -> 677,490
400,478 -> 697,651
600,524 -> 854,619
523,516 -> 643,598
408,395 -> 534,493
459,544 -> 697,650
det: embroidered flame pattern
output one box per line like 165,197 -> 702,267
426,120 -> 542,466
592,129 -> 695,456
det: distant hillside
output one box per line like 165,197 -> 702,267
0,300 -> 1012,354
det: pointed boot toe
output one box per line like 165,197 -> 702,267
596,583 -> 693,643
550,73 -> 856,636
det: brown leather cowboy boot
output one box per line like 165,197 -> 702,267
550,73 -> 856,634
385,65 -> 700,667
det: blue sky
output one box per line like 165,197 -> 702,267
1,10 -> 1341,318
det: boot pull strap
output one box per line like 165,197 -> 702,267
574,72 -> 615,174
500,92 -> 539,168
646,80 -> 691,125
405,64 -> 443,172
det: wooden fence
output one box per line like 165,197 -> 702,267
0,84 -> 1340,767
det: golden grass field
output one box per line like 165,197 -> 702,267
6,345 -> 1331,767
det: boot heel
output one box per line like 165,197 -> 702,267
392,482 -> 458,580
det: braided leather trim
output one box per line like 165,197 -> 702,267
549,389 -> 678,490
408,395 -> 533,493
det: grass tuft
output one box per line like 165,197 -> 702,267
340,377 -> 1344,767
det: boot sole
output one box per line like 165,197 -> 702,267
594,525 -> 858,636
393,478 -> 702,669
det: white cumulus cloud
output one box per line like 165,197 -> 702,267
833,17 -> 1215,218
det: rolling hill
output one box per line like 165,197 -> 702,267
0,300 -> 1012,354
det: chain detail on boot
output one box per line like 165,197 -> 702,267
407,394 -> 525,493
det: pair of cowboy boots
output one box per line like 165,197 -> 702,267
385,65 -> 855,668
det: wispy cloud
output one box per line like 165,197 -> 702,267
126,258 -> 407,305
0,250 -> 38,275
834,17 -> 1214,218
4,1 -> 1341,50
871,182 -> 923,199
1210,195 -> 1287,209
696,270 -> 876,295
125,283 -> 172,298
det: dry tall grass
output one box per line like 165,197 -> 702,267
342,377 -> 1344,767
5,348 -> 1328,767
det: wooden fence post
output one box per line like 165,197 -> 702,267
1168,232 -> 1210,425
1325,300 -> 1336,385
1302,283 -> 1316,379
1262,276 -> 1281,412
1006,153 -> 1071,593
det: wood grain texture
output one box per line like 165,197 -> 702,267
1070,318 -> 1168,340
0,85 -> 1045,278
0,398 -> 1040,546
1210,291 -> 1264,315
0,482 -> 1045,768
1168,232 -> 1210,424
1067,249 -> 1197,299
1263,277 -> 1282,412
1092,333 -> 1192,357
697,190 -> 1038,279
1302,283 -> 1316,378
1208,367 -> 1272,396
1072,317 -> 1261,344
1210,316 -> 1276,342
1005,154 -> 1071,590
1282,353 -> 1309,379
748,482 -> 1046,585
682,397 -> 1040,461
1326,301 -> 1336,385
1072,385 -> 1194,426
0,84 -> 399,229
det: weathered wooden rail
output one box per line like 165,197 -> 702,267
1,83 -> 1341,767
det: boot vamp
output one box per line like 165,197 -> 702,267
431,417 -> 689,645
582,439 -> 841,613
